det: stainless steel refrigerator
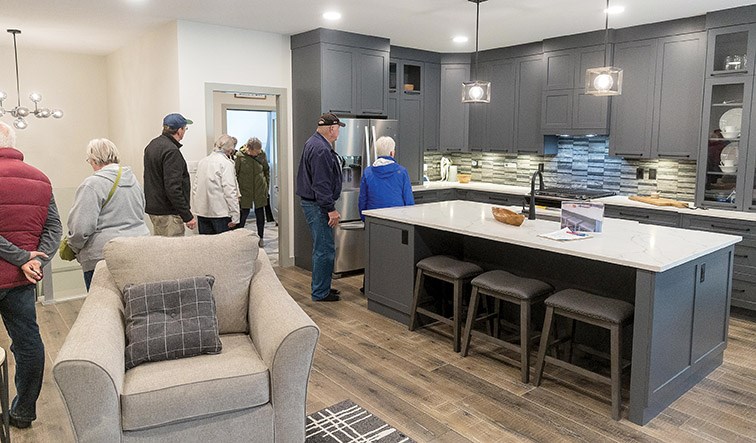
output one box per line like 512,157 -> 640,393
332,118 -> 399,275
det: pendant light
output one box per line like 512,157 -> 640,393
0,29 -> 64,130
462,0 -> 491,103
585,0 -> 623,96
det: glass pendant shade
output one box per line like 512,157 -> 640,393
462,81 -> 491,103
585,66 -> 623,96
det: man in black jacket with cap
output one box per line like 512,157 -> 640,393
144,113 -> 197,236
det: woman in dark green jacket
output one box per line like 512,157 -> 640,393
235,137 -> 270,246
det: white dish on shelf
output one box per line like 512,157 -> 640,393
721,143 -> 739,163
719,165 -> 737,173
719,108 -> 742,133
721,131 -> 740,139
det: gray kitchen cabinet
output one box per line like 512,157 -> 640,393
604,205 -> 682,227
464,190 -> 523,207
488,60 -> 517,152
440,63 -> 470,151
468,63 -> 491,151
610,32 -> 706,159
705,23 -> 756,77
681,215 -> 755,310
322,44 -> 389,116
389,58 -> 424,183
424,63 -> 441,151
541,45 -> 610,135
412,188 -> 455,204
515,55 -> 546,154
358,48 -> 391,115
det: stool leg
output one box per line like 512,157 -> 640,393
566,318 -> 577,363
461,287 -> 481,357
520,300 -> 531,384
453,279 -> 463,352
409,268 -> 425,331
485,296 -> 495,336
493,299 -> 502,338
611,323 -> 622,420
534,306 -> 555,386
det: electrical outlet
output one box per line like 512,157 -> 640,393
538,163 -> 545,172
471,160 -> 479,168
649,168 -> 657,179
504,162 -> 517,168
636,167 -> 644,180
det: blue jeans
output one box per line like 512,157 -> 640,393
197,216 -> 232,235
83,270 -> 94,291
300,200 -> 335,300
0,284 -> 44,422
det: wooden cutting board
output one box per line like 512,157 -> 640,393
629,195 -> 689,208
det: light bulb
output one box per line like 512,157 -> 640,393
593,73 -> 614,92
469,85 -> 484,100
36,108 -> 51,118
13,117 -> 27,130
15,106 -> 30,117
51,109 -> 64,119
29,92 -> 42,103
322,11 -> 341,20
0,91 -> 6,101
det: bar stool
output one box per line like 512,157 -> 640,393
461,270 -> 553,383
533,289 -> 634,420
0,347 -> 8,443
409,255 -> 483,352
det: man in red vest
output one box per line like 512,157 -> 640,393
0,122 -> 62,429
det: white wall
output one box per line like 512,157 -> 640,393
106,21 -> 180,182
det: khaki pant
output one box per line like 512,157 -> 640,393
149,214 -> 185,237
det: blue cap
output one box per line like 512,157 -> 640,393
163,113 -> 193,129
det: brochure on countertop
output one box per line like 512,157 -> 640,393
538,227 -> 594,241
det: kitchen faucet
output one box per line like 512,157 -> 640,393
529,164 -> 545,220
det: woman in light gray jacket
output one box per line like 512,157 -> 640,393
67,138 -> 150,290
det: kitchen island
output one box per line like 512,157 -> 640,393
363,200 -> 741,425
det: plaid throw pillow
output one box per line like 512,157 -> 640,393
123,275 -> 222,370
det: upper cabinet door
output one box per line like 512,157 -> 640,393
543,50 -> 575,90
652,32 -> 706,159
609,39 -> 658,158
356,48 -> 389,115
706,23 -> 756,77
440,63 -> 470,151
322,44 -> 355,114
423,63 -> 441,151
488,60 -> 517,151
515,55 -> 545,153
468,63 -> 491,150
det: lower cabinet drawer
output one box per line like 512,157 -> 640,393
682,215 -> 756,241
734,244 -> 756,268
605,206 -> 681,227
731,271 -> 756,310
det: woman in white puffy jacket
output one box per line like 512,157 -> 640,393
191,134 -> 240,235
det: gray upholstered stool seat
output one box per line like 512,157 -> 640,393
416,255 -> 484,280
534,289 -> 634,420
461,270 -> 553,383
409,256 -> 483,352
545,289 -> 634,324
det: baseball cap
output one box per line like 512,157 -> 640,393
163,113 -> 193,129
317,113 -> 346,127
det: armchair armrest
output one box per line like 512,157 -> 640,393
53,261 -> 126,442
248,250 -> 319,442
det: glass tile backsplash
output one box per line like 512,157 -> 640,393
424,137 -> 697,201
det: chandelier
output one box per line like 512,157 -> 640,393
585,0 -> 623,96
462,0 -> 491,103
0,29 -> 63,130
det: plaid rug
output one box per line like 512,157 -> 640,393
305,399 -> 415,443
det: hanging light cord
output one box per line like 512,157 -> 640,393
11,31 -> 21,108
603,0 -> 609,67
475,0 -> 480,76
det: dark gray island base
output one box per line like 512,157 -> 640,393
364,212 -> 735,425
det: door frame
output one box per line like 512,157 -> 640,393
204,83 -> 292,267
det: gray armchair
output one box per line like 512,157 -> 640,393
54,230 -> 319,442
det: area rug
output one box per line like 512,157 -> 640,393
306,399 -> 415,443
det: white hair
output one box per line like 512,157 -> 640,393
375,136 -> 396,157
214,134 -> 237,154
0,122 -> 16,148
86,138 -> 120,165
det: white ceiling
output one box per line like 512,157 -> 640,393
1,0 -> 755,55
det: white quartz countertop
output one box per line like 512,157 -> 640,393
363,200 -> 741,273
413,181 -> 756,222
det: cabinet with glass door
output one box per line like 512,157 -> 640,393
697,76 -> 753,208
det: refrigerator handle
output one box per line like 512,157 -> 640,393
364,126 -> 371,165
371,126 -> 378,164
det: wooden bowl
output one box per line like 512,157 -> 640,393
457,173 -> 471,183
492,206 -> 525,227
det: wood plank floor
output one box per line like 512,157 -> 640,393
2,266 -> 755,442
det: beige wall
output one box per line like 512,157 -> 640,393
106,21 -> 180,182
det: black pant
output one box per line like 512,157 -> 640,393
239,207 -> 265,238
264,197 -> 275,222
197,216 -> 231,235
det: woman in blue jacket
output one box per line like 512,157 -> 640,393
358,136 -> 414,221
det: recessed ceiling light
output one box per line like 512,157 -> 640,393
323,11 -> 342,20
605,5 -> 625,14
453,36 -> 469,43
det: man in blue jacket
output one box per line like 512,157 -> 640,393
358,136 -> 414,293
296,113 -> 345,302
